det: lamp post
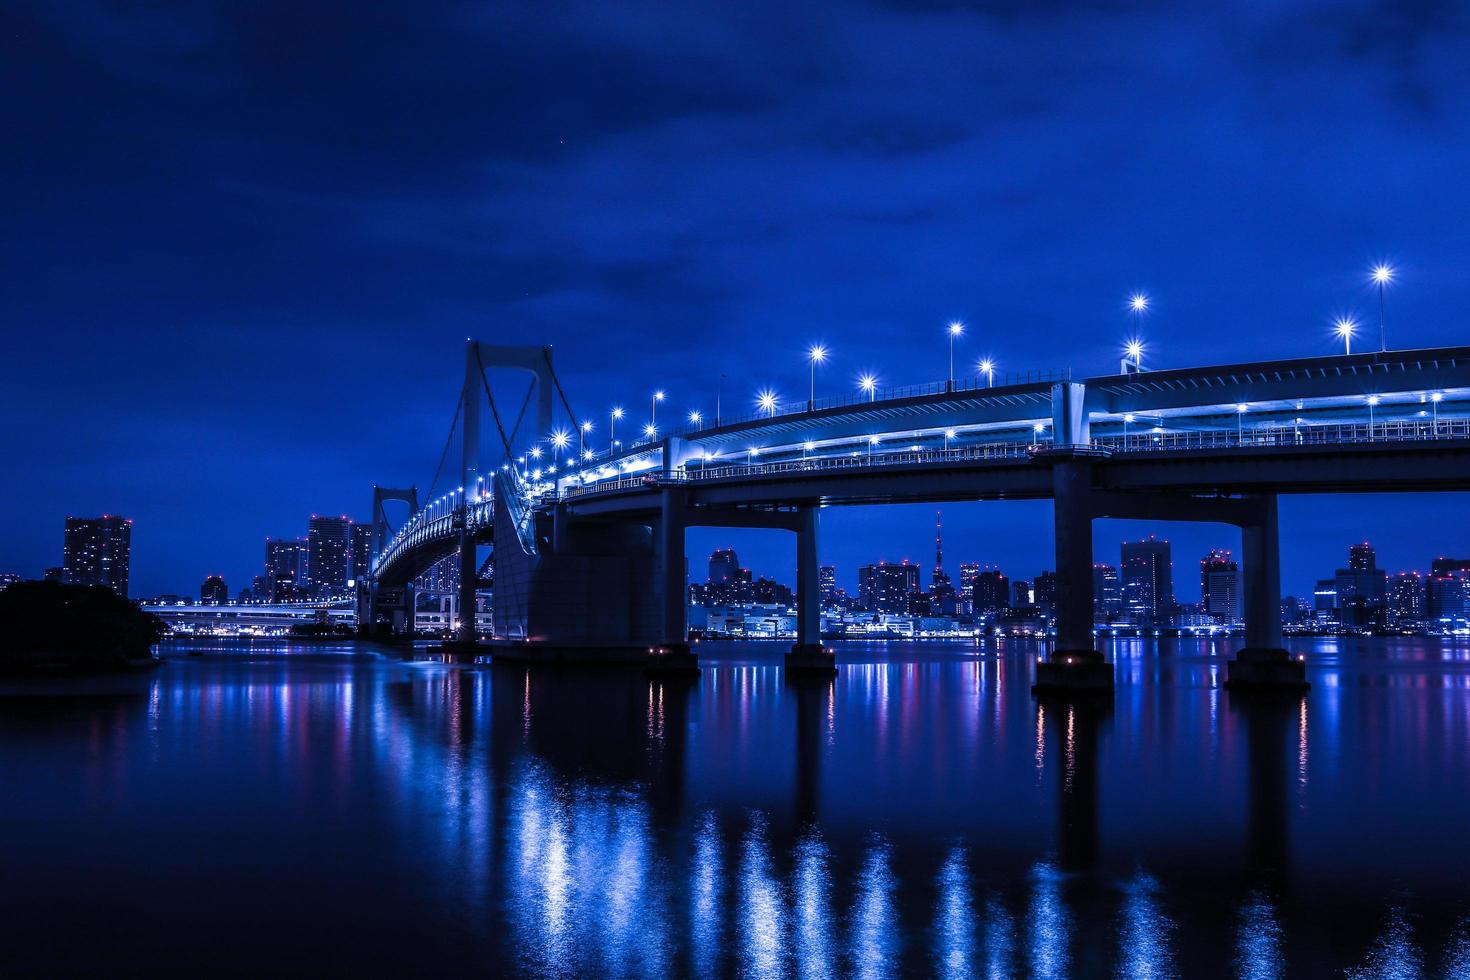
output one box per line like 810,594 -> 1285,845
1124,339 -> 1144,370
947,322 -> 963,390
1367,395 -> 1379,439
688,410 -> 703,430
758,390 -> 778,418
803,440 -> 814,460
859,373 -> 877,402
868,434 -> 879,460
643,423 -> 657,442
579,419 -> 593,457
610,407 -> 623,455
808,344 -> 827,410
978,358 -> 996,389
1235,404 -> 1247,443
1334,318 -> 1356,356
944,428 -> 955,451
1123,413 -> 1134,445
652,390 -> 665,427
1432,392 -> 1443,435
1372,264 -> 1393,351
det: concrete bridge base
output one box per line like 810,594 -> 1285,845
1032,649 -> 1114,695
1225,647 -> 1309,691
489,640 -> 659,668
785,643 -> 838,678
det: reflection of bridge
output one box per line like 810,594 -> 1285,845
364,340 -> 1470,689
144,600 -> 356,630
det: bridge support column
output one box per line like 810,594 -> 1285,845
1034,457 -> 1112,695
786,506 -> 835,678
1228,494 -> 1307,691
454,527 -> 479,645
649,489 -> 698,676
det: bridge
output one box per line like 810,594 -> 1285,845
363,339 -> 1470,691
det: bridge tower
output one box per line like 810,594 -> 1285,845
459,340 -> 556,644
359,486 -> 419,638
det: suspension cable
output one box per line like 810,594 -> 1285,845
542,348 -> 583,448
424,392 -> 463,504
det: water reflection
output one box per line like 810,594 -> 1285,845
5,638 -> 1470,975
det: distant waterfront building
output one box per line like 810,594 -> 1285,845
44,567 -> 63,582
752,577 -> 793,606
1011,579 -> 1032,607
819,565 -> 838,607
1427,567 -> 1470,622
1348,542 -> 1376,571
1332,541 -> 1387,626
0,573 -> 20,592
858,561 -> 920,614
1033,571 -> 1057,615
1092,564 -> 1121,617
958,562 -> 981,614
265,538 -> 309,598
350,522 -> 372,585
972,568 -> 1010,616
63,515 -> 132,597
200,575 -> 228,603
307,516 -> 351,597
1200,549 -> 1240,622
1388,572 -> 1425,623
1121,536 -> 1172,622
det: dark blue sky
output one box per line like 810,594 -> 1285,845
4,1 -> 1469,598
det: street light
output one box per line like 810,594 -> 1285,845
858,372 -> 878,402
1235,403 -> 1248,443
610,407 -> 623,455
1124,339 -> 1144,369
652,390 -> 665,427
1367,394 -> 1380,437
1431,391 -> 1443,433
808,344 -> 828,409
551,429 -> 571,468
947,322 -> 964,389
944,428 -> 956,451
978,358 -> 995,388
643,423 -> 657,440
803,440 -> 815,460
1372,264 -> 1393,351
868,434 -> 880,459
1123,413 -> 1135,443
1334,317 -> 1357,355
758,389 -> 778,417
688,410 -> 703,429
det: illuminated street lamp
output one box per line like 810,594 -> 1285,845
758,389 -> 778,418
978,358 -> 995,388
1367,394 -> 1380,437
808,344 -> 828,409
1235,403 -> 1248,442
1334,317 -> 1357,356
688,410 -> 703,430
1432,391 -> 1443,433
944,428 -> 956,451
803,440 -> 815,460
868,434 -> 880,459
947,322 -> 964,389
1123,412 -> 1135,442
1124,338 -> 1144,370
610,407 -> 624,455
858,372 -> 878,402
652,390 -> 665,427
643,423 -> 657,440
1372,264 -> 1394,351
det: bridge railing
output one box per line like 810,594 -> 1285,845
1097,417 -> 1470,453
618,368 -> 1071,450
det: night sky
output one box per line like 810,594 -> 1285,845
5,2 -> 1469,600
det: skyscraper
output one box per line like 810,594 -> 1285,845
971,568 -> 1010,616
62,515 -> 132,597
307,516 -> 351,597
350,522 -> 372,585
1200,549 -> 1239,621
265,537 -> 309,599
201,575 -> 228,603
1388,572 -> 1425,623
1120,536 -> 1172,622
1348,542 -> 1376,571
858,561 -> 920,613
1092,564 -> 1121,617
819,565 -> 837,607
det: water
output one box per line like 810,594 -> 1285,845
4,637 -> 1470,976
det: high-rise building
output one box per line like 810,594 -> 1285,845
1200,549 -> 1239,621
1092,563 -> 1121,617
1348,542 -> 1376,571
200,575 -> 228,603
858,561 -> 920,614
1388,572 -> 1425,623
265,538 -> 308,598
819,565 -> 838,607
1427,568 -> 1470,622
752,577 -> 793,606
1011,579 -> 1033,607
1120,537 -> 1172,621
929,512 -> 955,605
1033,570 -> 1057,614
307,516 -> 351,598
350,522 -> 372,586
709,548 -> 740,588
62,515 -> 132,597
707,548 -> 754,605
972,568 -> 1010,616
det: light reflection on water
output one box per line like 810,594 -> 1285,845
4,637 -> 1470,975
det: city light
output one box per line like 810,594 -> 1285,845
1334,317 -> 1357,355
643,423 -> 657,438
978,358 -> 995,387
1125,339 -> 1144,366
758,389 -> 778,416
1367,394 -> 1380,434
1236,403 -> 1247,441
688,410 -> 702,428
947,322 -> 963,388
858,372 -> 878,401
1371,263 -> 1394,351
610,407 -> 624,457
944,428 -> 956,450
652,390 -> 664,427
1130,293 -> 1149,313
808,343 -> 828,407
